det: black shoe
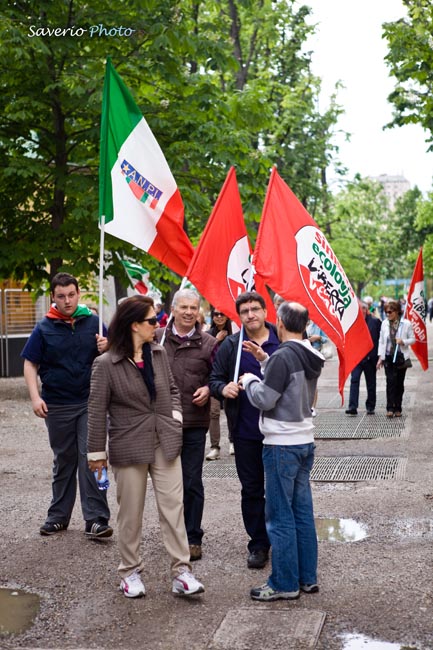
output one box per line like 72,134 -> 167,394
85,519 -> 113,539
247,549 -> 269,569
300,583 -> 319,593
40,522 -> 67,536
366,410 -> 375,415
345,409 -> 358,416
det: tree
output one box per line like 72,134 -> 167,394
383,0 -> 433,147
0,0 -> 341,296
327,177 -> 396,295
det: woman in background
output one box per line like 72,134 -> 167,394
377,299 -> 415,418
87,296 -> 204,598
306,321 -> 329,417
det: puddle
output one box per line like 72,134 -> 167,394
0,587 -> 40,635
342,633 -> 413,649
315,517 -> 368,542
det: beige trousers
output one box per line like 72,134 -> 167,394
113,445 -> 192,579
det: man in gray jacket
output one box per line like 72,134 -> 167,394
239,301 -> 324,602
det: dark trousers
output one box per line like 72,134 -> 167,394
233,437 -> 270,553
181,426 -> 207,545
45,402 -> 110,525
348,360 -> 377,411
384,363 -> 407,413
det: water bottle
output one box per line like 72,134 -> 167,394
94,466 -> 110,490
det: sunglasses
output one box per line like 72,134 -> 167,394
213,312 -> 225,317
142,316 -> 158,325
385,310 -> 396,314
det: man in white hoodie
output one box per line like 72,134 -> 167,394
239,301 -> 324,602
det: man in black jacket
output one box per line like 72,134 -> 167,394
209,291 -> 279,569
345,300 -> 382,416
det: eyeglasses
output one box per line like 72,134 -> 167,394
385,310 -> 396,315
239,306 -> 263,317
142,317 -> 158,326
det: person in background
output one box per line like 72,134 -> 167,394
428,296 -> 433,323
155,301 -> 168,327
209,291 -> 279,570
87,295 -> 204,598
363,296 -> 379,318
306,320 -> 328,417
345,300 -> 381,416
239,301 -> 324,601
21,272 -> 112,539
377,299 -> 415,418
205,309 -> 233,460
197,308 -> 210,331
379,296 -> 387,321
155,289 -> 218,562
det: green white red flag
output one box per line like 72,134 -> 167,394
405,247 -> 428,370
119,257 -> 163,302
120,259 -> 150,295
185,167 -> 275,326
253,167 -> 373,398
99,59 -> 194,277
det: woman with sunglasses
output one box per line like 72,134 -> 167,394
377,299 -> 415,418
87,295 -> 204,598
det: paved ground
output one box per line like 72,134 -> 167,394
0,325 -> 432,650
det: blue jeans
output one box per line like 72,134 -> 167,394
181,426 -> 207,545
263,443 -> 317,592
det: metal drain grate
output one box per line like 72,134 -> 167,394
314,413 -> 408,439
310,456 -> 407,481
203,456 -> 407,481
203,461 -> 237,479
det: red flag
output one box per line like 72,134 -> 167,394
186,167 -> 275,326
253,167 -> 372,398
406,248 -> 428,370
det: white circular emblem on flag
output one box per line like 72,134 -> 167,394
227,236 -> 252,301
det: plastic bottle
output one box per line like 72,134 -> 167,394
94,466 -> 110,490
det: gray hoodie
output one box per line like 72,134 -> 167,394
242,339 -> 324,446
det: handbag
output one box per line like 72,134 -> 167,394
320,341 -> 333,360
394,350 -> 412,369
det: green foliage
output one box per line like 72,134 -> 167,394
328,177 -> 397,294
383,1 -> 433,147
0,0 -> 342,297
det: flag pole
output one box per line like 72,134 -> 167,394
98,214 -> 105,336
233,265 -> 255,383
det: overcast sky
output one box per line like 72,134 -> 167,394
302,0 -> 433,193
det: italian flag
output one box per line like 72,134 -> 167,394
99,59 -> 194,277
120,259 -> 150,295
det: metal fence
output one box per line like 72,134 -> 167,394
0,289 -> 49,377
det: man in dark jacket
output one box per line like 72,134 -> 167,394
345,300 -> 382,416
209,291 -> 279,569
21,272 -> 112,539
156,288 -> 217,562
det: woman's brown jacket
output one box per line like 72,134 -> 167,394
87,342 -> 182,466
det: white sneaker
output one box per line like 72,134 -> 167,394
229,443 -> 235,455
120,570 -> 145,598
172,571 -> 205,596
311,407 -> 317,417
206,447 -> 220,461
